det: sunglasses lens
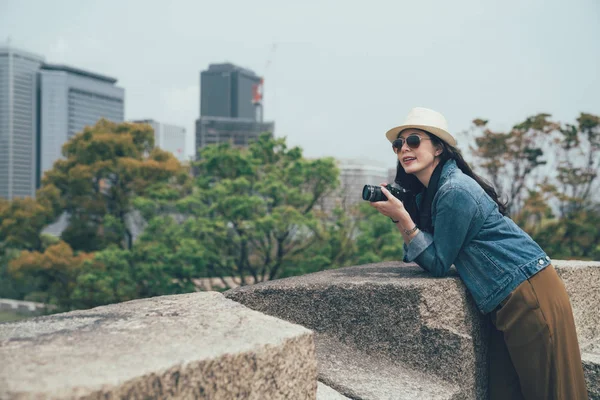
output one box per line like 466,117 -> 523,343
392,139 -> 403,151
406,135 -> 421,148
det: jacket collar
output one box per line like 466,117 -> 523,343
438,158 -> 458,187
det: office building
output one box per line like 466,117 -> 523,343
0,46 -> 45,199
195,62 -> 274,153
39,64 -> 124,185
200,63 -> 261,120
133,119 -> 187,162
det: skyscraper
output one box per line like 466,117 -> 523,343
0,46 -> 44,200
200,63 -> 261,120
38,64 -> 124,185
196,62 -> 274,154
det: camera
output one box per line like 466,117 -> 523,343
362,183 -> 412,203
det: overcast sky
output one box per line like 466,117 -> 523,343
1,0 -> 599,167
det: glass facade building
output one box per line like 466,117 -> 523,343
196,63 -> 274,153
0,46 -> 44,199
200,63 -> 261,120
39,64 -> 124,185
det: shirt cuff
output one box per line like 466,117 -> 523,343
405,230 -> 433,262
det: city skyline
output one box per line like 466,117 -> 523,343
1,0 -> 599,170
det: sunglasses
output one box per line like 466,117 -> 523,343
392,135 -> 431,153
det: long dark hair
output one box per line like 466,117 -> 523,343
394,130 -> 508,216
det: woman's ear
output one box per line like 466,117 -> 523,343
434,142 -> 445,157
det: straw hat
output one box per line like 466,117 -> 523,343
385,107 -> 457,146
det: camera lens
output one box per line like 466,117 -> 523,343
362,185 -> 384,202
362,185 -> 372,201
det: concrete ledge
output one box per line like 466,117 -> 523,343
583,340 -> 600,399
317,382 -> 351,400
0,292 -> 317,399
315,333 -> 459,400
225,260 -> 600,399
554,260 -> 600,344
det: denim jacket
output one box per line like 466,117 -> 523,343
403,159 -> 551,314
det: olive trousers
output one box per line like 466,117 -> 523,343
488,265 -> 588,400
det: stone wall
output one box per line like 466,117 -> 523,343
1,260 -> 599,399
226,260 -> 600,399
0,293 -> 317,399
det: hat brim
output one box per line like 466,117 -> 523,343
385,124 -> 457,147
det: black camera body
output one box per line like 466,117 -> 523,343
362,184 -> 412,203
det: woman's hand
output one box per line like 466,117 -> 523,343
369,184 -> 406,222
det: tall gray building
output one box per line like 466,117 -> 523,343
39,64 -> 124,185
196,62 -> 274,154
0,46 -> 45,200
200,63 -> 261,120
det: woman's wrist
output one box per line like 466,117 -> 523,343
394,210 -> 413,229
391,211 -> 418,236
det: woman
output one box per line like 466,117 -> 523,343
370,107 -> 588,399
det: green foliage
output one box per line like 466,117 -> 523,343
0,246 -> 36,300
471,112 -> 600,260
182,133 -> 340,282
470,113 -> 554,215
280,202 -> 405,277
41,119 -> 191,252
6,241 -> 94,310
0,186 -> 61,251
70,247 -> 138,309
355,203 -> 405,264
10,109 -> 597,310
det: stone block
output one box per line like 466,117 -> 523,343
0,292 -> 317,399
225,260 -> 600,399
317,382 -> 351,400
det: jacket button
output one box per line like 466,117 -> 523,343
538,259 -> 544,265
546,256 -> 550,261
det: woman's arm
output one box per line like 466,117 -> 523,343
370,185 -> 480,276
403,187 -> 480,276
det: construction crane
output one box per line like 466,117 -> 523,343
252,43 -> 277,123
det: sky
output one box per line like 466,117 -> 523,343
1,0 -> 599,168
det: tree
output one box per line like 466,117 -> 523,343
174,133 -> 339,284
27,215 -> 211,310
7,241 -> 94,309
69,246 -> 139,310
282,201 -> 406,277
0,185 -> 61,251
469,114 -> 555,215
0,186 -> 62,300
41,119 -> 191,252
470,112 -> 600,260
551,113 -> 600,217
354,202 -> 406,264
